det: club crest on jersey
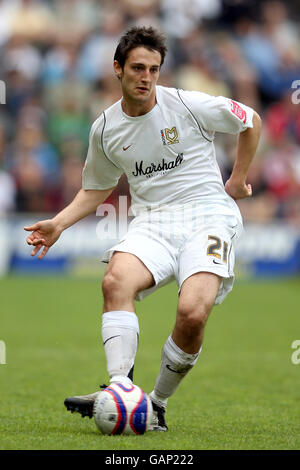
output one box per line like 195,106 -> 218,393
160,127 -> 179,145
230,100 -> 247,123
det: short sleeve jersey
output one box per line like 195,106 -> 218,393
82,86 -> 254,219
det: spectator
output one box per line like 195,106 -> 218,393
8,121 -> 59,182
42,38 -> 80,85
236,11 -> 300,102
52,0 -> 102,45
46,90 -> 90,155
176,27 -> 230,96
161,0 -> 221,39
264,93 -> 300,145
76,9 -> 125,82
9,0 -> 55,43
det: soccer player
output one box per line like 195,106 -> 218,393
25,27 -> 261,431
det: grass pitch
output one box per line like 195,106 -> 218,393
0,275 -> 299,450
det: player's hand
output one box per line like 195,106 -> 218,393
224,178 -> 252,200
24,220 -> 62,260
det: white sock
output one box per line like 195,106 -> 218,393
149,335 -> 201,409
102,310 -> 139,384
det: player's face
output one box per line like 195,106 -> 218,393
114,46 -> 161,115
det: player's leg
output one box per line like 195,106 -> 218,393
101,251 -> 154,384
172,272 -> 221,354
64,252 -> 155,418
149,272 -> 220,425
102,251 -> 154,312
64,224 -> 176,420
149,214 -> 241,429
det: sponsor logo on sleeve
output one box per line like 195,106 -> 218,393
230,100 -> 247,123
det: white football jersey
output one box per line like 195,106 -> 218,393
82,86 -> 254,220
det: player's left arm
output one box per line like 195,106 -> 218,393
225,111 -> 262,200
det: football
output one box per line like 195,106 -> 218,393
93,382 -> 153,435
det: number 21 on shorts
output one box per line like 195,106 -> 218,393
207,236 -> 228,262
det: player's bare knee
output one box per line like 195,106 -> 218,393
102,269 -> 136,303
102,272 -> 124,299
183,313 -> 207,335
177,303 -> 210,334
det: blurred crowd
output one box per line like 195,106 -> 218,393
0,0 -> 300,224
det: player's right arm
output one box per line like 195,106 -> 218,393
24,186 -> 115,260
25,113 -> 122,260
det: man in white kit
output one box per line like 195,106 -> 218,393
25,27 -> 261,431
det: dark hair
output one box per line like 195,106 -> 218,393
114,26 -> 167,69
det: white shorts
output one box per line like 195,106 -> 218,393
102,208 -> 243,305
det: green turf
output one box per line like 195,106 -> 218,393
0,275 -> 299,450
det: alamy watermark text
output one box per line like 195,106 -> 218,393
0,80 -> 6,104
291,80 -> 300,104
0,340 -> 6,364
291,340 -> 300,365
